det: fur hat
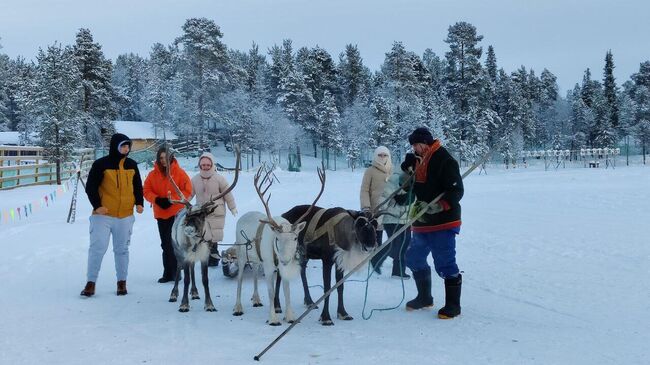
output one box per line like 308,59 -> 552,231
198,152 -> 216,168
408,127 -> 434,145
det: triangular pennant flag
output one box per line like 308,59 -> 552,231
44,195 -> 49,206
10,209 -> 15,221
23,205 -> 28,218
29,203 -> 33,215
17,207 -> 21,219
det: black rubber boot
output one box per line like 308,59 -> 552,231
438,274 -> 462,319
406,268 -> 433,310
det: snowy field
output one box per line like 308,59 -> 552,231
1,154 -> 649,365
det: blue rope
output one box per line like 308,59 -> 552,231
358,176 -> 416,320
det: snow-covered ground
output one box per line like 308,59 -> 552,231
1,153 -> 648,365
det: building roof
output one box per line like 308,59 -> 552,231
0,131 -> 21,145
113,121 -> 178,141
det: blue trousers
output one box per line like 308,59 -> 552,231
86,214 -> 135,282
406,229 -> 459,279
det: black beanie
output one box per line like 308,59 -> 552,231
408,127 -> 434,145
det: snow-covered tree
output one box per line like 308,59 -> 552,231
73,28 -> 116,147
316,90 -> 342,168
113,53 -> 146,121
143,43 -> 177,140
444,22 -> 484,113
338,44 -> 371,107
175,18 -> 233,143
29,44 -> 83,183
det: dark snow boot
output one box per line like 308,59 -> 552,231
438,274 -> 462,319
406,268 -> 433,311
116,280 -> 128,296
80,281 -> 95,297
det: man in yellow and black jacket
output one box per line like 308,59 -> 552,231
80,133 -> 144,298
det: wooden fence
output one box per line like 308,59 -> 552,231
0,146 -> 94,190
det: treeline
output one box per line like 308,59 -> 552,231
1,19 -> 649,168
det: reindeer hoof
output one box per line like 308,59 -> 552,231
191,295 -> 200,300
268,321 -> 282,326
285,318 -> 295,324
253,303 -> 263,307
338,313 -> 353,320
233,311 -> 244,316
275,308 -> 282,314
179,306 -> 189,313
169,297 -> 177,303
320,320 -> 334,326
205,306 -> 217,312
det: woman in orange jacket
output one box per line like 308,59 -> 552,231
143,147 -> 192,283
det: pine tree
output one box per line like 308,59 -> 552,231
631,61 -> 650,162
73,28 -> 116,147
444,22 -> 484,113
113,53 -> 146,121
0,51 -> 10,131
567,84 -> 594,150
175,18 -> 233,143
422,49 -> 446,95
11,58 -> 38,143
603,51 -> 619,132
316,91 -> 342,168
485,45 -> 498,84
340,100 -> 375,169
338,44 -> 370,107
144,43 -> 177,140
29,44 -> 83,183
266,40 -> 294,105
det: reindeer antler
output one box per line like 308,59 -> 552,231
254,162 -> 282,230
294,161 -> 326,226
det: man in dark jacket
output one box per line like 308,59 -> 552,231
401,127 -> 463,319
80,133 -> 144,297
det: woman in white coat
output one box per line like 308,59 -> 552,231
360,146 -> 392,274
190,152 -> 238,266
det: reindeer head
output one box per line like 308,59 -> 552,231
181,203 -> 218,244
254,163 -> 325,267
350,210 -> 379,252
269,219 -> 306,266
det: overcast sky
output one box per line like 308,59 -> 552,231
1,0 -> 648,93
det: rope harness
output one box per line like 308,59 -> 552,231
303,209 -> 350,246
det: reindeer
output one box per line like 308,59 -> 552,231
167,150 -> 241,312
281,205 -> 380,325
232,164 -> 325,325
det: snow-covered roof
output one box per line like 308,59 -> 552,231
0,131 -> 21,145
113,121 -> 178,141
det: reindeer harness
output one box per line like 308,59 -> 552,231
303,208 -> 350,246
252,221 -> 279,267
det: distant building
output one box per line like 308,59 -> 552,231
113,121 -> 177,151
0,131 -> 21,146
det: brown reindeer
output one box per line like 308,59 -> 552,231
281,205 -> 380,325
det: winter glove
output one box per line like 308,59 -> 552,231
401,153 -> 417,173
409,201 -> 444,221
155,197 -> 172,209
393,192 -> 409,205
230,208 -> 238,217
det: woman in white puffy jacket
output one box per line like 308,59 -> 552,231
360,146 -> 392,274
190,152 -> 238,265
